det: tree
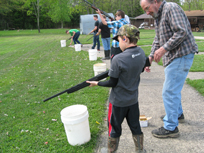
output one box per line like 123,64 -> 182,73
0,0 -> 24,29
24,0 -> 46,33
181,0 -> 204,11
0,0 -> 23,15
46,0 -> 72,29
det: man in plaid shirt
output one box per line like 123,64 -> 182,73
96,10 -> 127,60
140,0 -> 198,138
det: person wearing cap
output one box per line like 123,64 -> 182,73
86,24 -> 150,153
95,9 -> 127,61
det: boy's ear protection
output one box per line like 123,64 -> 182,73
123,36 -> 126,41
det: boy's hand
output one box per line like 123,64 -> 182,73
144,67 -> 151,72
86,81 -> 98,87
149,56 -> 153,64
69,43 -> 72,45
145,56 -> 153,72
96,9 -> 101,15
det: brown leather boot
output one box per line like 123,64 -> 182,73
132,134 -> 146,153
108,136 -> 120,153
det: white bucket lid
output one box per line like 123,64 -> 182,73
88,49 -> 97,52
61,104 -> 87,118
93,63 -> 106,71
60,105 -> 89,125
94,63 -> 106,67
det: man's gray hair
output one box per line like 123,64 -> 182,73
141,0 -> 162,4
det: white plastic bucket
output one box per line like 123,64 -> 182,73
60,105 -> 91,146
60,40 -> 66,47
93,63 -> 107,81
75,44 -> 81,51
88,49 -> 97,61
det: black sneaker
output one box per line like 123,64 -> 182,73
160,114 -> 185,123
152,127 -> 180,138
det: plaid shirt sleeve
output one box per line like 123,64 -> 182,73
107,21 -> 116,30
107,19 -> 127,47
162,4 -> 188,51
153,1 -> 198,66
150,35 -> 160,58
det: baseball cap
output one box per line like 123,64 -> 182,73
112,24 -> 140,42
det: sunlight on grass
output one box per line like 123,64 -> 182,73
0,30 -> 109,152
186,78 -> 204,96
0,29 -> 203,152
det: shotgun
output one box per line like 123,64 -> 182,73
43,57 -> 151,102
83,0 -> 115,21
87,35 -> 94,41
43,70 -> 109,102
66,37 -> 72,42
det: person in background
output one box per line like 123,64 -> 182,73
89,15 -> 100,51
66,29 -> 82,47
117,9 -> 130,24
125,14 -> 130,24
140,0 -> 198,138
96,15 -> 111,60
96,9 -> 127,61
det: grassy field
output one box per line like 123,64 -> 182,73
0,29 -> 109,152
0,29 -> 203,152
186,79 -> 204,97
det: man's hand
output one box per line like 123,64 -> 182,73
69,43 -> 72,45
154,47 -> 167,63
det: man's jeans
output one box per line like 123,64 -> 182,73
92,34 -> 100,50
101,37 -> 111,50
73,31 -> 81,44
162,53 -> 194,131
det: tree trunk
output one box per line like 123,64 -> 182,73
61,21 -> 63,28
86,6 -> 89,14
37,0 -> 40,33
92,0 -> 93,14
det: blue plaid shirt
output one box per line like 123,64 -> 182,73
107,18 -> 127,48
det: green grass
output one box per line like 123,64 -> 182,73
190,55 -> 204,72
186,79 -> 204,97
1,29 -> 203,152
192,32 -> 204,37
195,40 -> 204,52
140,46 -> 152,56
157,54 -> 204,72
0,29 -> 109,152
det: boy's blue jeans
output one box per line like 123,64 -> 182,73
92,34 -> 100,50
73,31 -> 81,44
162,53 -> 194,131
101,37 -> 111,50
